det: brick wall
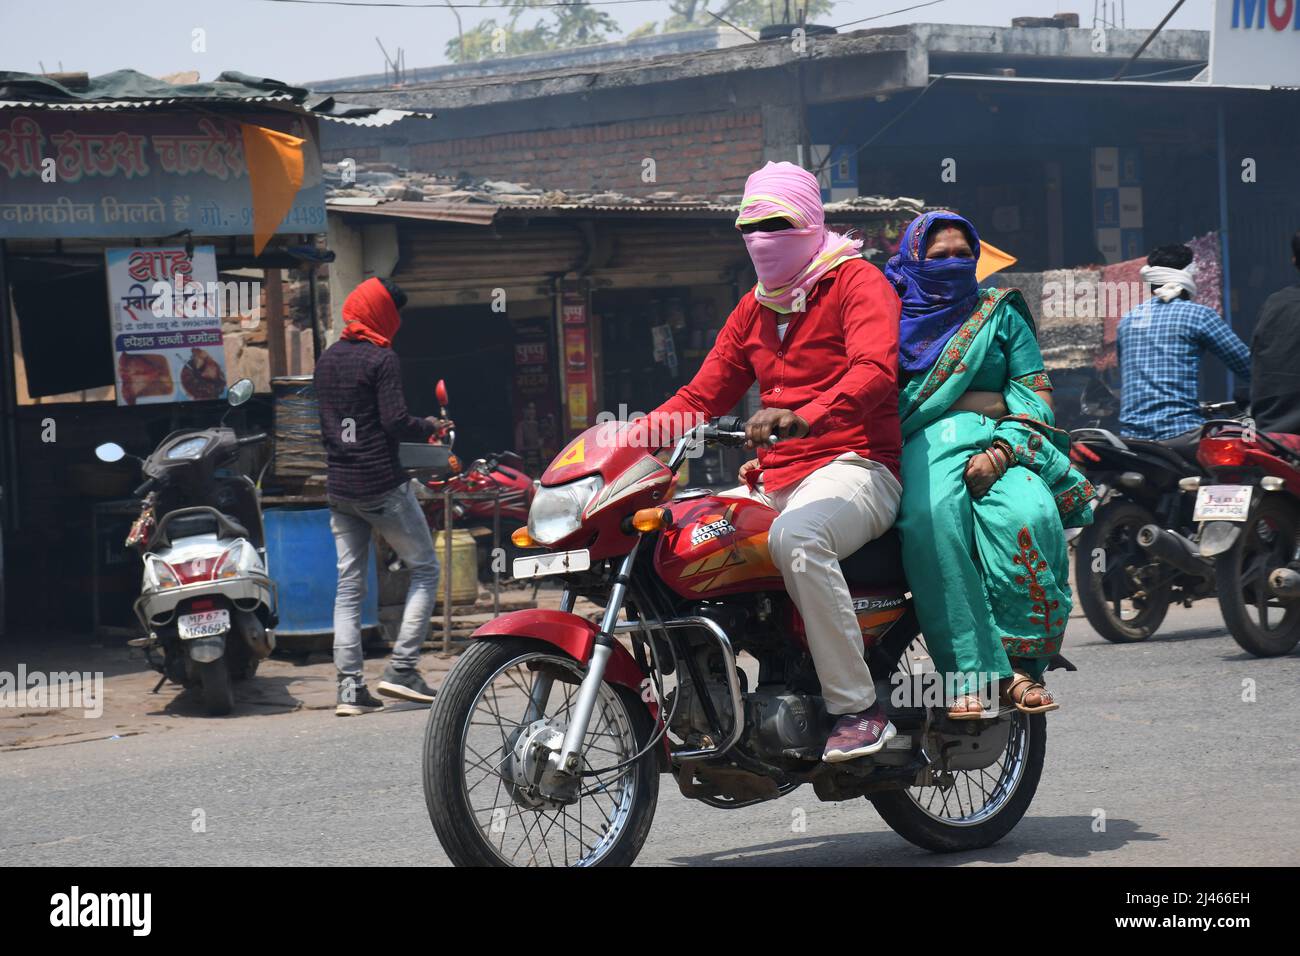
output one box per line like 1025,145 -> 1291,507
404,110 -> 765,196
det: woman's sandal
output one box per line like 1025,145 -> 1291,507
946,694 -> 989,721
1001,672 -> 1060,714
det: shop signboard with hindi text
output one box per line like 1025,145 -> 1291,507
106,245 -> 229,406
0,110 -> 324,239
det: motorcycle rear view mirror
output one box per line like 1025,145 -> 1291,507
1080,378 -> 1118,418
227,379 -> 255,407
436,379 -> 449,407
95,442 -> 127,463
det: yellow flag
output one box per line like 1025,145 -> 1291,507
977,239 -> 1018,282
240,123 -> 305,256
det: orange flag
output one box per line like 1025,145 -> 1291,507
240,123 -> 305,256
976,239 -> 1017,281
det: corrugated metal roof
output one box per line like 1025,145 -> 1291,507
0,95 -> 297,111
316,107 -> 432,126
327,196 -> 925,225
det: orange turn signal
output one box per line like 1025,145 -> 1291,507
631,507 -> 672,533
448,454 -> 462,474
511,526 -> 538,548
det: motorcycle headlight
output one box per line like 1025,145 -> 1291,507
527,475 -> 603,546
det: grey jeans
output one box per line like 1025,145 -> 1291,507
329,481 -> 439,680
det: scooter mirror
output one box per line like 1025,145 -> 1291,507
227,379 -> 255,407
436,379 -> 449,407
95,442 -> 126,463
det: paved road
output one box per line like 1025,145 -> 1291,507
2,603 -> 1296,867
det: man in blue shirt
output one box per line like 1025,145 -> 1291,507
1117,244 -> 1250,444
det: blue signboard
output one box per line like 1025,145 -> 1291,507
0,109 -> 325,239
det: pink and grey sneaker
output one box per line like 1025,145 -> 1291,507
822,703 -> 896,763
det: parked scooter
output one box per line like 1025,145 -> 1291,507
1191,420 -> 1300,657
95,379 -> 277,715
1069,377 -> 1238,643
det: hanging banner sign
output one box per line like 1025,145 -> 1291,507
105,245 -> 229,405
0,110 -> 324,239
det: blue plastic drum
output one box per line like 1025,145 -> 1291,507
264,506 -> 379,635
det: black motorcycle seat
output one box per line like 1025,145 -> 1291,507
1124,435 -> 1199,472
838,529 -> 906,589
152,507 -> 251,550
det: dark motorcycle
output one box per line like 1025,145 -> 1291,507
1069,378 -> 1238,643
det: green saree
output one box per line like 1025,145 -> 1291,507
896,288 -> 1095,695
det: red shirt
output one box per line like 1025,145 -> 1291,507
646,257 -> 901,493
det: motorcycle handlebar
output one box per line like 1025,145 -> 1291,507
703,416 -> 778,447
133,477 -> 157,498
237,432 -> 269,446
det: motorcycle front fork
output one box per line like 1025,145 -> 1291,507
551,538 -> 642,778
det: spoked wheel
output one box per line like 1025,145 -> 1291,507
1216,497 -> 1300,657
870,635 -> 1046,852
1076,500 -> 1171,643
423,637 -> 659,867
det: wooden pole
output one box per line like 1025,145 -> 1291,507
265,269 -> 287,378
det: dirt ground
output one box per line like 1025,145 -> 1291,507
0,583 -> 598,752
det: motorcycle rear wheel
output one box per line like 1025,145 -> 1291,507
196,660 -> 234,716
869,635 -> 1046,852
871,712 -> 1046,852
1216,496 -> 1300,657
1076,500 -> 1171,643
423,637 -> 659,867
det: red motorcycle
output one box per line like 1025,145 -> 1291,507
1192,420 -> 1300,657
422,416 -> 1059,866
417,380 -> 536,580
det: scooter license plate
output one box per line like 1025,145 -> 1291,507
178,609 -> 231,639
1193,484 -> 1253,522
513,549 -> 590,580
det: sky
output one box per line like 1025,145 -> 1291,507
0,0 -> 1214,89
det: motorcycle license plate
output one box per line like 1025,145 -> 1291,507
513,549 -> 590,580
1193,484 -> 1253,522
178,609 -> 231,639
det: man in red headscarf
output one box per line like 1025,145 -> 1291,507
314,277 -> 451,715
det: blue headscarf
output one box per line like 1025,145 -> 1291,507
884,211 -> 981,374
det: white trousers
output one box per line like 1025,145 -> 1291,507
724,453 -> 902,714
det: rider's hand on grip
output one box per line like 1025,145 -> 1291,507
744,408 -> 808,448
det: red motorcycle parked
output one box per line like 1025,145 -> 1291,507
422,416 -> 1060,866
1191,420 -> 1300,657
417,380 -> 536,580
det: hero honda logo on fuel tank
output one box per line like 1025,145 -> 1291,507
690,517 -> 736,548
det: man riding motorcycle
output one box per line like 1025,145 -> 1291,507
632,161 -> 904,763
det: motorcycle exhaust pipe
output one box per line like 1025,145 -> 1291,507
1268,567 -> 1300,601
1136,525 -> 1214,580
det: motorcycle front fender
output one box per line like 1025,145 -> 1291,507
471,609 -> 646,696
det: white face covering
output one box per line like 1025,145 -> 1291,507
1140,264 -> 1198,302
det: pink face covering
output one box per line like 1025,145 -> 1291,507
735,161 -> 862,314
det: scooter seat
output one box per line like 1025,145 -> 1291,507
838,529 -> 906,589
152,507 -> 251,550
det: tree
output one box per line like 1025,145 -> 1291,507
446,0 -> 621,63
659,0 -> 835,33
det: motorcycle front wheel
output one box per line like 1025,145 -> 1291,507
422,637 -> 659,867
1216,496 -> 1300,657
